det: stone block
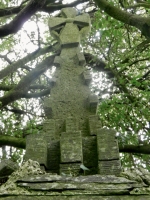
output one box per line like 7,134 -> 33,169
0,159 -> 18,177
47,140 -> 60,173
82,136 -> 98,174
60,131 -> 83,163
82,70 -> 92,85
97,128 -> 120,160
89,94 -> 98,113
61,7 -> 77,18
60,23 -> 80,47
43,119 -> 55,132
43,98 -> 53,118
49,18 -> 66,31
43,120 -> 56,140
25,134 -> 48,168
76,50 -> 86,66
88,115 -> 102,135
60,163 -> 81,176
55,119 -> 65,138
54,56 -> 61,67
79,118 -> 89,137
98,160 -> 121,176
66,117 -> 79,132
74,13 -> 90,27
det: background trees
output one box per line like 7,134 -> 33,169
0,0 -> 149,169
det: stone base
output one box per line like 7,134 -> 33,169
0,196 -> 149,200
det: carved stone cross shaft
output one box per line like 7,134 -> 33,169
25,7 -> 121,176
44,7 -> 96,120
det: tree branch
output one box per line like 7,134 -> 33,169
23,88 -> 50,98
41,0 -> 89,13
0,84 -> 49,91
0,44 -> 56,80
93,0 -> 150,39
84,52 -> 114,78
0,0 -> 46,37
0,55 -> 55,108
0,135 -> 26,149
119,144 -> 150,154
0,6 -> 23,17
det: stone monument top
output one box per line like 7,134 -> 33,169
44,7 -> 97,121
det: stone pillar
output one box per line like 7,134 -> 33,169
25,134 -> 48,169
24,7 -> 122,177
60,131 -> 83,175
44,7 -> 92,121
97,128 -> 121,175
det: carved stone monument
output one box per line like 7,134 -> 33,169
25,7 -> 121,176
1,7 -> 150,200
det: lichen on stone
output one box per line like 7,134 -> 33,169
0,159 -> 45,195
120,167 -> 150,186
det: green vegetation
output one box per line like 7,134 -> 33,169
0,0 -> 149,169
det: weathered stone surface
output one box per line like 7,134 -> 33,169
16,173 -> 146,195
23,7 -> 122,178
60,131 -> 82,163
25,134 -> 48,168
0,160 -> 149,197
18,181 -> 142,191
98,160 -> 121,176
121,167 -> 150,185
66,117 -> 79,132
0,159 -> 18,177
88,115 -> 102,135
89,94 -> 99,113
97,128 -> 120,160
0,160 -> 45,195
83,70 -> 92,85
82,136 -> 98,175
44,7 -> 92,120
17,174 -> 136,184
47,140 -> 60,173
0,196 -> 150,200
60,163 -> 81,176
97,128 -> 121,175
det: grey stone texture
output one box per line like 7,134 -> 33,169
60,131 -> 82,163
44,7 -> 92,120
0,159 -> 18,177
0,161 -> 150,198
24,7 -> 121,176
0,6 -> 150,200
0,197 -> 150,200
25,134 -> 48,168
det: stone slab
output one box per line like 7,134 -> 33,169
60,131 -> 82,163
88,115 -> 102,135
17,174 -> 136,184
97,128 -> 120,160
98,160 -> 121,176
60,163 -> 81,176
17,182 -> 141,191
25,134 -> 47,168
0,196 -> 150,200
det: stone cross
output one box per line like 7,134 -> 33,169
25,7 -> 121,176
44,7 -> 97,120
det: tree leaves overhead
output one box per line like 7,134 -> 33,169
0,0 -> 149,168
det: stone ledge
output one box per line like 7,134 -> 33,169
0,195 -> 150,200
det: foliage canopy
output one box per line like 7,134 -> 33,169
0,0 -> 149,169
